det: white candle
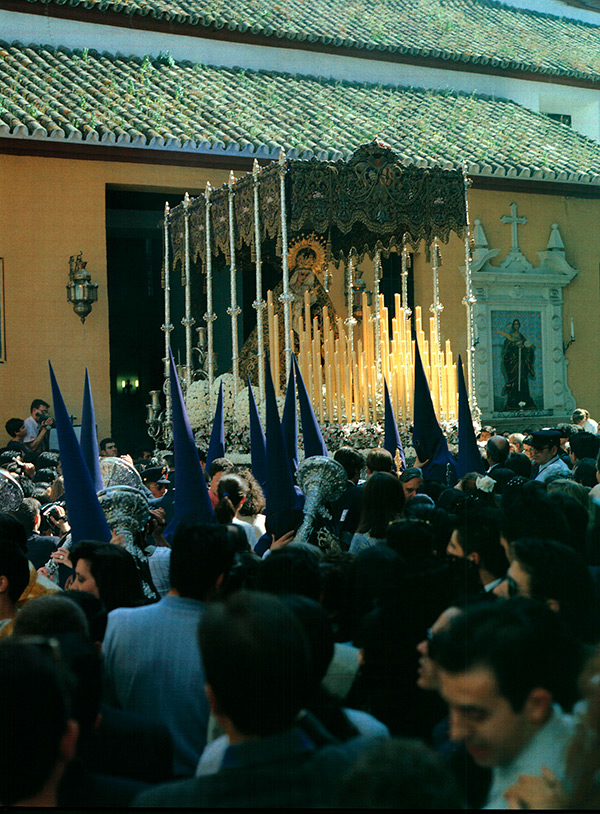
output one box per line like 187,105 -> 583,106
571,317 -> 575,341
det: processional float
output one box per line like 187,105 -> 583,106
150,141 -> 478,445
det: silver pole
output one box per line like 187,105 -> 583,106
162,201 -> 173,427
278,149 -> 292,383
401,234 -> 412,318
204,182 -> 216,397
345,254 -> 356,355
252,159 -> 266,405
227,171 -> 241,396
373,249 -> 382,385
182,192 -> 195,389
461,164 -> 479,419
430,237 -> 445,418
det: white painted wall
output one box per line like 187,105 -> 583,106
504,0 -> 600,26
2,8 -> 600,141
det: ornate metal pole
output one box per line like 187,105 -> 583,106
278,149 -> 293,383
461,164 -> 479,419
204,182 -> 216,396
345,253 -> 356,354
182,192 -> 195,389
430,238 -> 443,344
373,249 -> 382,384
252,159 -> 266,405
161,201 -> 173,430
401,234 -> 412,317
227,171 -> 242,396
430,237 -> 444,418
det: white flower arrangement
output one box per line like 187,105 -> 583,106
475,475 -> 496,493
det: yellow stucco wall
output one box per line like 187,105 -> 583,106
1,152 -> 599,441
412,187 -> 600,418
0,152 -> 229,441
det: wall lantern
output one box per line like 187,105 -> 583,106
67,251 -> 98,324
117,376 -> 139,394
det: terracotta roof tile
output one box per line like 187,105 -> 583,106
2,41 -> 600,182
19,0 -> 600,82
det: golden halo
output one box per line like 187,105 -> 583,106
288,233 -> 327,275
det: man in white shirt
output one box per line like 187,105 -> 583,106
23,399 -> 53,454
433,599 -> 579,809
531,429 -> 570,483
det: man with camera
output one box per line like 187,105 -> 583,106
23,399 -> 53,454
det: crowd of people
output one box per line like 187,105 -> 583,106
1,396 -> 600,808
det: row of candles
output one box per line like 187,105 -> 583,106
266,290 -> 459,424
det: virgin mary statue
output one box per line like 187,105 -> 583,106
238,235 -> 338,386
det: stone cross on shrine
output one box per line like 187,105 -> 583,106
499,202 -> 531,272
501,202 -> 527,252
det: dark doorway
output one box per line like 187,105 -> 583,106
380,251 -> 414,330
106,187 -> 197,455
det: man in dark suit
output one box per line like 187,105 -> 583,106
135,591 -> 376,808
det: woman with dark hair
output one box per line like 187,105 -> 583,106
215,474 -> 256,549
69,541 -> 148,612
349,472 -> 405,554
233,467 -> 266,542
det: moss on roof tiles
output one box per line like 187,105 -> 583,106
2,40 -> 600,180
20,0 -> 600,82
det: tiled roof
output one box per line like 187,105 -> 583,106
2,42 -> 600,183
20,0 -> 600,83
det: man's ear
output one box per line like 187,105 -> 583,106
205,683 -> 221,717
523,687 -> 553,726
545,597 -> 560,614
59,719 -> 79,764
467,551 -> 480,567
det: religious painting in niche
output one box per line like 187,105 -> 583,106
491,311 -> 543,412
0,258 -> 5,362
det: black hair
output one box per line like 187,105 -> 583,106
70,541 -> 147,612
357,472 -> 405,538
170,524 -> 235,601
10,496 -> 41,536
214,473 -> 248,525
432,598 -> 581,712
0,512 -> 28,554
543,491 -> 589,555
5,418 -> 24,438
512,537 -> 595,642
334,447 -> 365,480
505,451 -> 532,479
258,545 -> 321,601
573,458 -> 598,489
208,457 -> 234,479
365,448 -> 393,474
98,438 -> 115,452
220,550 -> 262,598
500,480 -> 570,546
37,452 -> 60,468
386,518 -> 435,564
30,399 -> 49,413
33,467 -> 59,484
0,449 -> 22,464
0,537 -> 30,603
570,432 -> 600,462
453,502 -> 508,580
280,593 -> 359,742
198,590 -> 310,736
336,738 -> 461,809
0,640 -> 74,806
13,595 -> 89,639
60,591 -> 108,643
